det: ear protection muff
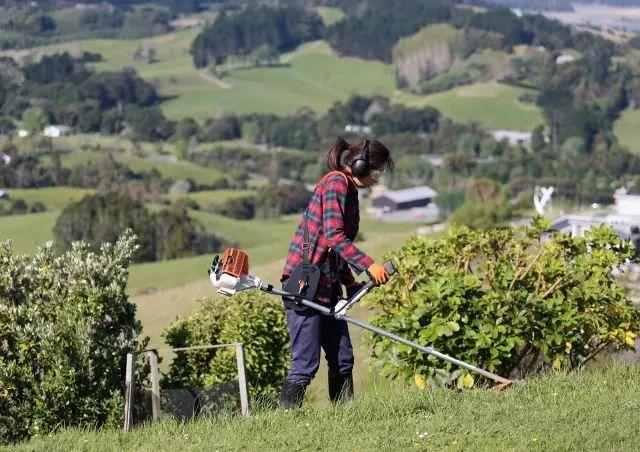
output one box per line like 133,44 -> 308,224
350,139 -> 371,178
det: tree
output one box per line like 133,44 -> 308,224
0,115 -> 14,134
213,195 -> 256,220
21,107 -> 48,132
53,193 -> 155,262
531,125 -> 546,152
53,193 -> 226,262
191,6 -> 323,68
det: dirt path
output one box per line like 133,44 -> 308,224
198,71 -> 233,89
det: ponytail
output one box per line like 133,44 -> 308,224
326,137 -> 350,171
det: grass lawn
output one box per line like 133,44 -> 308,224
3,187 -> 95,210
0,212 -> 57,254
160,44 -> 395,119
55,151 -> 225,185
614,108 -> 640,155
165,189 -> 255,208
395,81 -> 544,131
15,364 -> 640,451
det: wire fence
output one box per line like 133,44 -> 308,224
124,343 -> 249,432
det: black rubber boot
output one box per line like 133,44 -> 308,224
328,372 -> 354,403
279,380 -> 307,409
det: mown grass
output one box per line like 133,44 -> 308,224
13,364 -> 640,451
614,108 -> 640,155
2,187 -> 95,210
0,212 -> 57,254
395,81 -> 544,131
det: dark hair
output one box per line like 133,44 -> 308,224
325,137 -> 394,174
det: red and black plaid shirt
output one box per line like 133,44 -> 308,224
282,171 -> 374,304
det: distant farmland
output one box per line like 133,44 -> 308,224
2,31 -> 543,130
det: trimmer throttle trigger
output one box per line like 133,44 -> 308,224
383,261 -> 395,276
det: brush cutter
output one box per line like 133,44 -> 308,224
208,248 -> 513,388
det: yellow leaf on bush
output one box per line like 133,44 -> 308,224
461,373 -> 474,388
553,356 -> 561,371
414,374 -> 426,389
625,331 -> 636,346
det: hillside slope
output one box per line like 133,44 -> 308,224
14,364 -> 640,451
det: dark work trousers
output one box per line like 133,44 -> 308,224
284,306 -> 354,386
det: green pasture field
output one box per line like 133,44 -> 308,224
15,364 -> 640,451
53,134 -> 176,155
395,81 -> 544,131
1,33 -> 394,119
159,43 -> 395,119
0,212 -> 57,255
165,189 -> 255,207
53,151 -> 224,185
1,27 -> 545,130
314,6 -> 345,26
614,108 -> 640,155
2,187 -> 95,210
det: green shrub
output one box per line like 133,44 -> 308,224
366,219 -> 640,388
163,292 -> 289,400
0,231 -> 146,444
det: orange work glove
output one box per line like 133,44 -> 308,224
367,262 -> 390,285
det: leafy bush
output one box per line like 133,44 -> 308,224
0,231 -> 146,444
366,219 -> 640,388
163,292 -> 290,400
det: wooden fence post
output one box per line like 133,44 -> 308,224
124,352 -> 135,432
148,350 -> 160,420
235,343 -> 249,416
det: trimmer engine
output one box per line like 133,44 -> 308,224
208,248 -> 260,296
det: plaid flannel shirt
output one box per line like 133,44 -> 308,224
282,171 -> 374,304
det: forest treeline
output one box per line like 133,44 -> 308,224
190,1 -> 611,66
0,53 -> 172,140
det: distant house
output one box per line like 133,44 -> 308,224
372,186 -> 437,212
492,130 -> 532,146
421,154 -> 445,167
0,190 -> 9,200
556,53 -> 577,65
550,188 -> 640,253
344,124 -> 371,134
0,152 -> 10,166
43,125 -> 72,138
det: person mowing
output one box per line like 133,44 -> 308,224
279,137 -> 394,408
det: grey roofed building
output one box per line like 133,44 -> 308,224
372,186 -> 437,212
